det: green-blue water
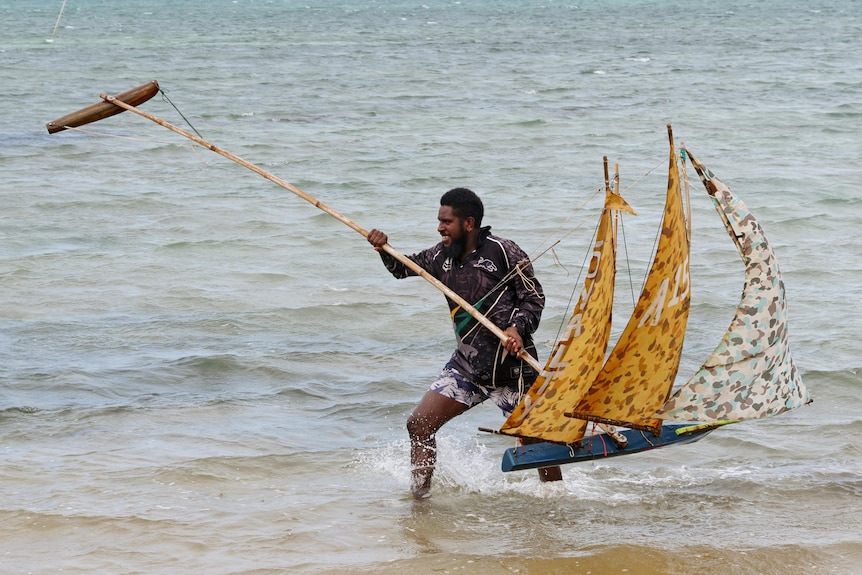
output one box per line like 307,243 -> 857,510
1,1 -> 860,573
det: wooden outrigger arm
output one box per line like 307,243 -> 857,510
46,80 -> 160,134
46,82 -> 540,370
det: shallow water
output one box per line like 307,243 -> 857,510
2,1 -> 861,573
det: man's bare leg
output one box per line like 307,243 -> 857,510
521,437 -> 563,482
406,391 -> 468,499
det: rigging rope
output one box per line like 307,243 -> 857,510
527,151 -> 677,344
159,89 -> 204,139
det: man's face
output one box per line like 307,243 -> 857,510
437,205 -> 472,259
437,205 -> 464,246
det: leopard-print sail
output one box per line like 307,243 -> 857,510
500,188 -> 634,443
565,127 -> 690,434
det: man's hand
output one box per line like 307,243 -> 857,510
367,229 -> 388,251
504,324 -> 523,356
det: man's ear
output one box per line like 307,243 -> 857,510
464,216 -> 475,232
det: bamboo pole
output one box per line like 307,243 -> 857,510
97,93 -> 542,371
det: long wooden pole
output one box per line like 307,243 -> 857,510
98,93 -> 541,371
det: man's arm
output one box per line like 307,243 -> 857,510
368,228 -> 409,278
367,229 -> 436,279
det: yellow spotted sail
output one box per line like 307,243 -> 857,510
566,127 -> 690,434
501,126 -> 690,443
500,177 -> 635,444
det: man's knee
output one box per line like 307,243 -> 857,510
406,412 -> 430,439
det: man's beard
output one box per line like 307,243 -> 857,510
441,222 -> 467,260
441,237 -> 465,260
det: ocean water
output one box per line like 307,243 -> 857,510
1,0 -> 861,573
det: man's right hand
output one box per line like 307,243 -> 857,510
367,229 -> 388,251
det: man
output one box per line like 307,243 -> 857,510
367,187 -> 562,499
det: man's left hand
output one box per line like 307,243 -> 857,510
504,325 -> 523,356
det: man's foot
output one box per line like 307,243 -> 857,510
410,465 -> 433,499
411,485 -> 431,500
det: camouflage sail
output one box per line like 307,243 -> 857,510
499,185 -> 635,444
657,150 -> 809,421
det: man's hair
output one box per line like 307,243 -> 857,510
440,187 -> 484,226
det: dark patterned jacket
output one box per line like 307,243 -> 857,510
380,226 -> 544,387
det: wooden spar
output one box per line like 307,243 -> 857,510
45,80 -> 160,134
51,0 -> 69,37
60,90 -> 540,371
603,156 -> 609,191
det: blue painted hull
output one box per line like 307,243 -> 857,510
501,424 -> 718,472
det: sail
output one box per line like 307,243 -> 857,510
566,127 -> 691,433
657,151 -> 809,422
499,187 -> 635,444
493,131 -> 809,471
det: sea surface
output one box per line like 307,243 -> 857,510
1,1 -> 860,573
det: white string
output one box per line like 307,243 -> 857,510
62,126 -> 209,162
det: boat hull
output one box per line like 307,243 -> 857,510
501,424 -> 718,472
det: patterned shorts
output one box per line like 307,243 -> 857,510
429,362 -> 525,417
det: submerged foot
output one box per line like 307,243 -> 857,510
411,485 -> 431,500
410,465 -> 433,500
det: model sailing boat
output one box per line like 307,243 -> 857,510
44,88 -> 808,473
494,125 -> 810,472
